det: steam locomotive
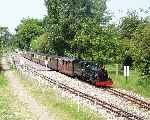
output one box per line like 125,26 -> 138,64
21,52 -> 113,87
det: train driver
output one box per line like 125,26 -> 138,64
97,64 -> 109,81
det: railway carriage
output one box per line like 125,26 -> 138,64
57,57 -> 77,76
32,54 -> 40,63
47,55 -> 58,70
23,52 -> 33,61
22,51 -> 113,87
39,54 -> 47,66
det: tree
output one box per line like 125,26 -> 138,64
118,11 -> 148,68
119,11 -> 143,39
71,20 -> 120,63
133,23 -> 150,80
15,18 -> 44,50
30,33 -> 49,53
0,26 -> 12,52
44,0 -> 109,56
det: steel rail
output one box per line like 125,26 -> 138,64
22,64 -> 144,120
107,88 -> 150,110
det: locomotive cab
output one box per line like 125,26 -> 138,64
84,63 -> 113,87
95,65 -> 113,87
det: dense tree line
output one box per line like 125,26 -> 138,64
119,11 -> 150,80
11,1 -> 150,80
14,18 -> 44,50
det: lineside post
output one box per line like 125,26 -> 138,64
124,66 -> 129,83
77,81 -> 80,112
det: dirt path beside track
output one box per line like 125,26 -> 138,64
2,57 -> 56,120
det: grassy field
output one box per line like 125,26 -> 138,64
0,72 -> 34,120
107,64 -> 150,97
15,70 -> 105,120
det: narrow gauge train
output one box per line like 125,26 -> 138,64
21,52 -> 113,87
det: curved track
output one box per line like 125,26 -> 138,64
106,88 -> 150,111
21,64 -> 144,120
19,55 -> 150,111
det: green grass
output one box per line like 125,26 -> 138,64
106,64 -> 150,97
15,70 -> 105,120
0,72 -> 34,120
0,73 -> 8,87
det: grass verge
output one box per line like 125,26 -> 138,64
0,72 -> 34,120
14,70 -> 105,120
107,64 -> 150,97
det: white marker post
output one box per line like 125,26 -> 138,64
77,81 -> 80,112
19,59 -> 24,76
9,57 -> 13,68
44,60 -> 48,87
20,59 -> 24,70
45,60 -> 48,73
95,94 -> 98,113
124,66 -> 129,82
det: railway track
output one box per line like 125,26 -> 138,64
19,55 -> 150,111
19,64 -> 144,120
106,88 -> 150,111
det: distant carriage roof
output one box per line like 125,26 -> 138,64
32,52 -> 57,57
57,56 -> 77,62
25,51 -> 79,61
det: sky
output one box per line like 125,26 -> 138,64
107,0 -> 150,23
0,0 -> 47,33
0,0 -> 150,33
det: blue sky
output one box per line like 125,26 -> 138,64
0,0 -> 149,33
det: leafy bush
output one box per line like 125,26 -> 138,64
133,23 -> 150,80
31,33 -> 49,53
